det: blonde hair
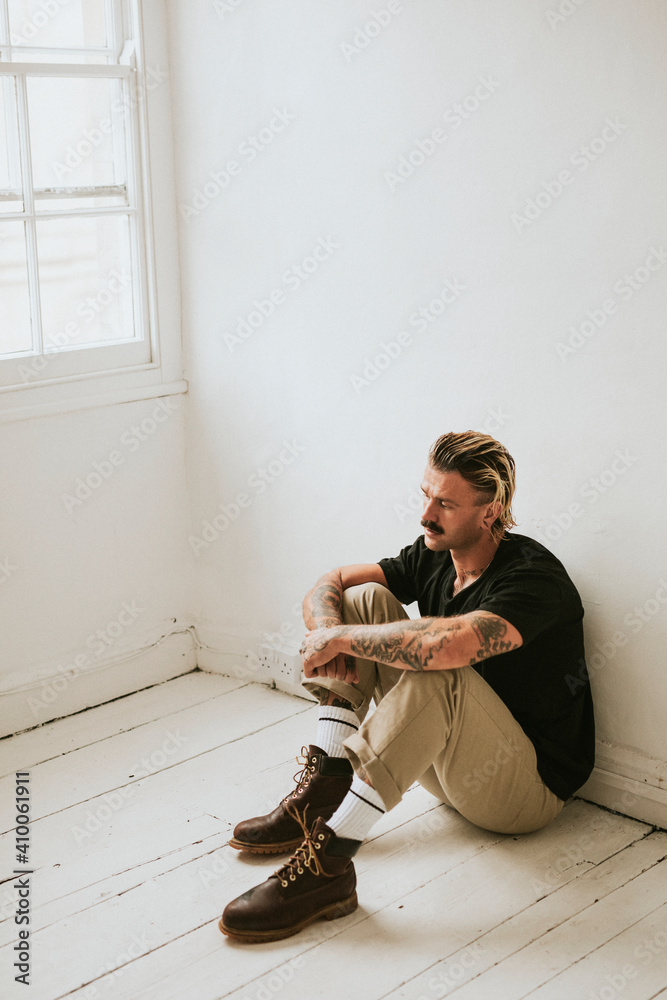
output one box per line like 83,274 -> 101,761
428,431 -> 517,543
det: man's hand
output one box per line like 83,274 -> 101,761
300,629 -> 358,683
303,612 -> 523,674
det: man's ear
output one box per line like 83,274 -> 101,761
481,500 -> 502,529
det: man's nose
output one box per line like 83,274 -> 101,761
422,497 -> 439,521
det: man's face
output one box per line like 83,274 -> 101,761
420,464 -> 494,553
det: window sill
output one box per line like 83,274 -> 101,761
0,373 -> 188,423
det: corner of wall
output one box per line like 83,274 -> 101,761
576,742 -> 667,830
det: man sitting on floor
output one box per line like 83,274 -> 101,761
219,430 -> 595,943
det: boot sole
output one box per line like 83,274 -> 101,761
228,836 -> 303,855
218,891 -> 358,943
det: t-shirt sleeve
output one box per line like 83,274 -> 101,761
378,539 -> 422,607
475,563 -> 567,645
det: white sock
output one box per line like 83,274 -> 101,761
327,774 -> 385,842
316,705 -> 359,758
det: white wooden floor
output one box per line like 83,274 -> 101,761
1,672 -> 666,1000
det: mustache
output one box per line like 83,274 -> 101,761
421,520 -> 443,534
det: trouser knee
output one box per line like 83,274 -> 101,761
342,582 -> 405,626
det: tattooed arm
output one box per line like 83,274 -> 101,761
300,611 -> 523,676
302,564 -> 388,629
302,564 -> 388,683
303,570 -> 344,630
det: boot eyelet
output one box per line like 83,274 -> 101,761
315,843 -> 321,849
289,874 -> 296,881
318,833 -> 325,841
279,879 -> 287,888
297,867 -> 303,874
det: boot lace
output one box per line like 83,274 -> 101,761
273,802 -> 329,888
283,746 -> 317,803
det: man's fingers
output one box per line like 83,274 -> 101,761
309,653 -> 357,684
311,655 -> 344,681
326,653 -> 347,682
334,653 -> 347,681
342,653 -> 358,684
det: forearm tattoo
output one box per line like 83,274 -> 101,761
346,618 -> 464,672
342,613 -> 519,672
303,573 -> 344,629
467,614 -> 517,665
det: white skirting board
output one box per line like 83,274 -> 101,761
0,630 -> 197,738
576,741 -> 667,830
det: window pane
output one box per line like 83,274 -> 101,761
0,76 -> 23,214
8,0 -> 108,49
37,215 -> 137,350
35,188 -> 128,211
27,76 -> 128,210
6,50 -> 111,65
0,221 -> 33,355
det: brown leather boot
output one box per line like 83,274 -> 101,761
229,745 -> 353,855
219,810 -> 360,943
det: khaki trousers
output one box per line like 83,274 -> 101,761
302,583 -> 564,835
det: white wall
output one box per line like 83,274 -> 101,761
0,395 -> 196,736
166,0 -> 667,822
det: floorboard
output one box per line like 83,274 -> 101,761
383,831 -> 667,999
0,672 -> 243,777
0,674 -> 663,1000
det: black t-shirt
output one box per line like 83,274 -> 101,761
378,532 -> 595,801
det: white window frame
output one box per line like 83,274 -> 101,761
0,0 -> 185,423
